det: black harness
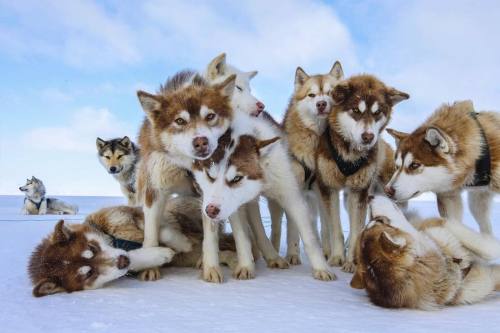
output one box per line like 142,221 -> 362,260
24,197 -> 46,210
323,126 -> 369,177
468,112 -> 491,187
111,236 -> 143,251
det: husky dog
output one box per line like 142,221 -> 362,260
96,136 -> 140,206
192,112 -> 335,282
351,195 -> 500,309
385,100 -> 500,234
19,177 -> 78,215
135,70 -> 236,281
280,62 -> 344,263
315,75 -> 409,272
28,197 -> 237,297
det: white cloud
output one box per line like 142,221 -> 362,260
23,107 -> 134,153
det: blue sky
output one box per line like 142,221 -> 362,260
1,0 -> 499,195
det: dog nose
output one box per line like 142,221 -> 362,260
384,186 -> 395,198
361,132 -> 375,144
316,101 -> 327,112
192,136 -> 209,155
117,255 -> 130,269
205,204 -> 220,219
256,101 -> 265,112
110,166 -> 117,173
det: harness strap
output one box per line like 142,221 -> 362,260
25,197 -> 45,210
468,112 -> 491,187
323,126 -> 369,177
111,236 -> 143,251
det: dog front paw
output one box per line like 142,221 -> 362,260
155,247 -> 175,265
327,254 -> 345,267
202,266 -> 224,283
313,269 -> 337,281
266,257 -> 290,269
286,254 -> 302,265
138,267 -> 162,281
341,261 -> 356,273
232,265 -> 255,280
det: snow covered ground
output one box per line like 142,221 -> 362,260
1,195 -> 499,333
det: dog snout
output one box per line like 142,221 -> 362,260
205,204 -> 220,219
361,132 -> 375,144
109,166 -> 118,173
117,255 -> 130,270
316,100 -> 327,113
384,186 -> 395,198
193,136 -> 209,156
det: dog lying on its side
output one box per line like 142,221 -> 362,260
351,195 -> 500,310
28,197 -> 237,297
19,176 -> 78,215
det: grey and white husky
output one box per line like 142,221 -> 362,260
19,177 -> 78,215
96,136 -> 140,206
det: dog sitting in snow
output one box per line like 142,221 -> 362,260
19,176 -> 78,215
28,197 -> 237,297
351,195 -> 500,310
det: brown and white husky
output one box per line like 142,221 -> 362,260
28,197 -> 237,297
385,100 -> 500,234
351,195 -> 500,310
315,75 -> 409,272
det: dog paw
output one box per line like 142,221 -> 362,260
232,266 -> 255,280
327,255 -> 345,267
286,254 -> 302,265
266,257 -> 290,269
138,267 -> 162,281
202,266 -> 224,283
341,261 -> 356,273
313,269 -> 337,281
156,247 -> 176,265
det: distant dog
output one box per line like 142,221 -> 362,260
19,176 -> 78,215
385,100 -> 500,234
96,136 -> 140,206
315,75 -> 409,272
28,197 -> 237,297
351,195 -> 500,310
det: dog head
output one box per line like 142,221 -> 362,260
193,130 -> 279,222
330,75 -> 409,151
96,136 -> 137,175
137,71 -> 235,160
206,53 -> 264,117
19,176 -> 46,198
28,220 -> 130,297
383,101 -> 474,201
292,61 -> 344,123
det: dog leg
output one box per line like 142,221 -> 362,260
318,187 -> 345,266
159,226 -> 193,253
245,200 -> 289,269
437,190 -> 463,222
38,200 -> 47,215
128,247 -> 175,272
202,214 -> 223,283
444,221 -> 500,261
453,263 -> 496,305
285,213 -> 301,265
230,208 -> 255,280
343,189 -> 368,273
468,190 -> 493,234
268,198 -> 284,252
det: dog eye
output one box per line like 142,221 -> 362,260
236,86 -> 243,92
230,175 -> 243,184
104,156 -> 111,160
175,118 -> 187,126
205,170 -> 215,182
308,93 -> 316,98
85,268 -> 94,279
117,155 -> 123,160
206,113 -> 216,121
88,243 -> 99,254
409,162 -> 421,170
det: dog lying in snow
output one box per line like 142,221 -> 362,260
28,197 -> 237,297
19,176 -> 78,215
351,195 -> 500,309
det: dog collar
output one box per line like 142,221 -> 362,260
468,112 -> 491,187
25,197 -> 45,210
323,126 -> 369,177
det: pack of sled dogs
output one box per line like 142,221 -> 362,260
27,53 -> 500,309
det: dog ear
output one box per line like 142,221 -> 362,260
425,127 -> 454,154
206,53 -> 227,80
52,220 -> 72,244
247,71 -> 258,80
137,91 -> 162,121
329,61 -> 344,80
386,87 -> 410,106
294,67 -> 309,91
331,81 -> 350,105
256,136 -> 280,151
215,74 -> 236,97
33,279 -> 65,297
380,231 -> 406,253
96,137 -> 106,150
120,136 -> 131,148
386,128 -> 409,146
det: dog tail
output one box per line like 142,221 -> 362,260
445,221 -> 500,261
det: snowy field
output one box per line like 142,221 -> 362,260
1,195 -> 500,333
